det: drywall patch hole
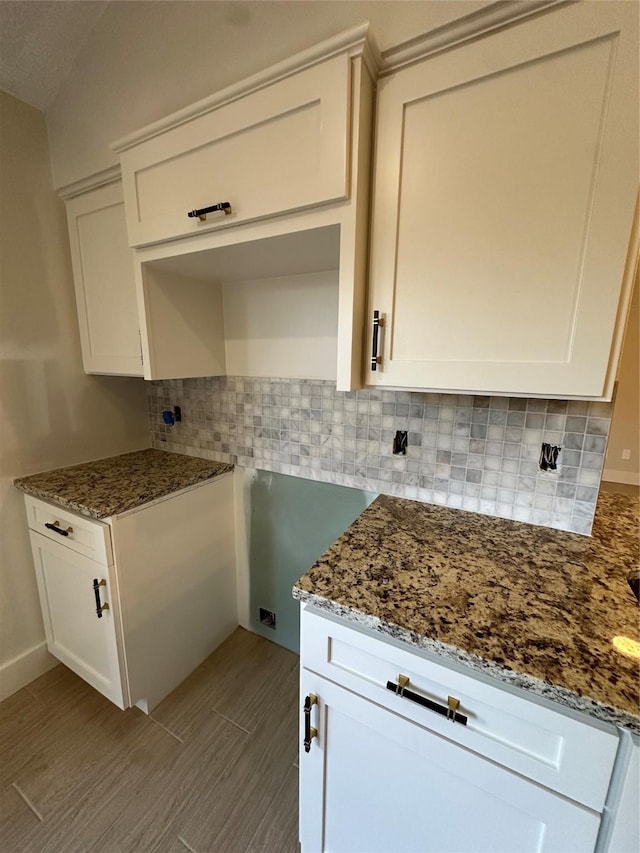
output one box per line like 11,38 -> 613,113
259,608 -> 277,629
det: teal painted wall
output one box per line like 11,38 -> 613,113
248,471 -> 375,653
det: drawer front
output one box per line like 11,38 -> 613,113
120,53 -> 351,248
301,606 -> 619,812
24,496 -> 112,565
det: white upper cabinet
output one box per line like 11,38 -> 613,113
115,52 -> 352,249
114,25 -> 375,391
366,1 -> 639,399
64,179 -> 143,376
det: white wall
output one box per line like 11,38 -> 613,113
604,275 -> 639,485
46,0 -> 490,188
0,90 -> 150,700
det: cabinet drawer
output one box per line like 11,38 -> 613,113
24,496 -> 112,565
301,606 -> 619,812
119,53 -> 351,248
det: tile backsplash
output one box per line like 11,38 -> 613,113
147,377 -> 612,535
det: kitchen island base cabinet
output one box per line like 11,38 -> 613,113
298,605 -> 630,853
24,474 -> 237,713
299,672 -> 600,853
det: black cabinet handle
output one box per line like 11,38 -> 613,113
45,521 -> 72,537
92,578 -> 109,619
371,310 -> 383,371
387,676 -> 467,726
187,202 -> 232,222
303,693 -> 318,753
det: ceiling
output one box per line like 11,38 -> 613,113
0,0 -> 108,112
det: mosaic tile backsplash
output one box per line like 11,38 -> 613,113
148,377 -> 612,535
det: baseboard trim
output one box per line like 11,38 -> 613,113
602,468 -> 640,487
0,642 -> 58,702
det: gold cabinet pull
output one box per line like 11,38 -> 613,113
45,521 -> 73,537
387,676 -> 468,726
304,693 -> 318,753
92,578 -> 109,618
447,696 -> 461,721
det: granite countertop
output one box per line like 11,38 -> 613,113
14,449 -> 234,519
293,490 -> 640,732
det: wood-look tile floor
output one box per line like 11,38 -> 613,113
0,629 -> 301,853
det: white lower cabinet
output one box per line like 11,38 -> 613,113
24,474 -> 237,712
604,733 -> 640,853
29,529 -> 128,708
300,672 -> 600,853
299,605 -> 632,853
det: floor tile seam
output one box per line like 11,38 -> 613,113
149,714 -> 185,744
209,780 -> 290,851
169,747 -> 248,852
27,717 -> 176,838
16,685 -> 48,710
210,707 -> 251,735
242,765 -> 297,853
207,724 -> 299,843
210,664 -> 300,732
11,782 -> 43,822
178,835 -> 198,853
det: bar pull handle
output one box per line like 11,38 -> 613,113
387,675 -> 467,726
187,202 -> 232,222
45,521 -> 73,537
303,693 -> 318,753
92,578 -> 109,619
371,310 -> 383,371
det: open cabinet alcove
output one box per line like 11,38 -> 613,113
138,223 -> 345,384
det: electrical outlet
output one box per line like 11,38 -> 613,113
393,430 -> 408,455
622,449 -> 631,461
259,608 -> 276,629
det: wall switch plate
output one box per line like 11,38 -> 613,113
622,449 -> 631,460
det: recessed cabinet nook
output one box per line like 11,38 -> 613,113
60,2 -> 639,400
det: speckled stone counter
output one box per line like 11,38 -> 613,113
294,491 -> 640,732
14,449 -> 234,519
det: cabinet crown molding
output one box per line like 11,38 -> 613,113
111,22 -> 374,154
379,0 -> 568,74
58,164 -> 122,200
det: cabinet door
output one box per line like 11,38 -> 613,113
119,54 -> 351,248
65,181 -> 144,376
606,736 -> 640,853
367,2 -> 638,398
29,530 -> 128,709
299,672 -> 601,853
